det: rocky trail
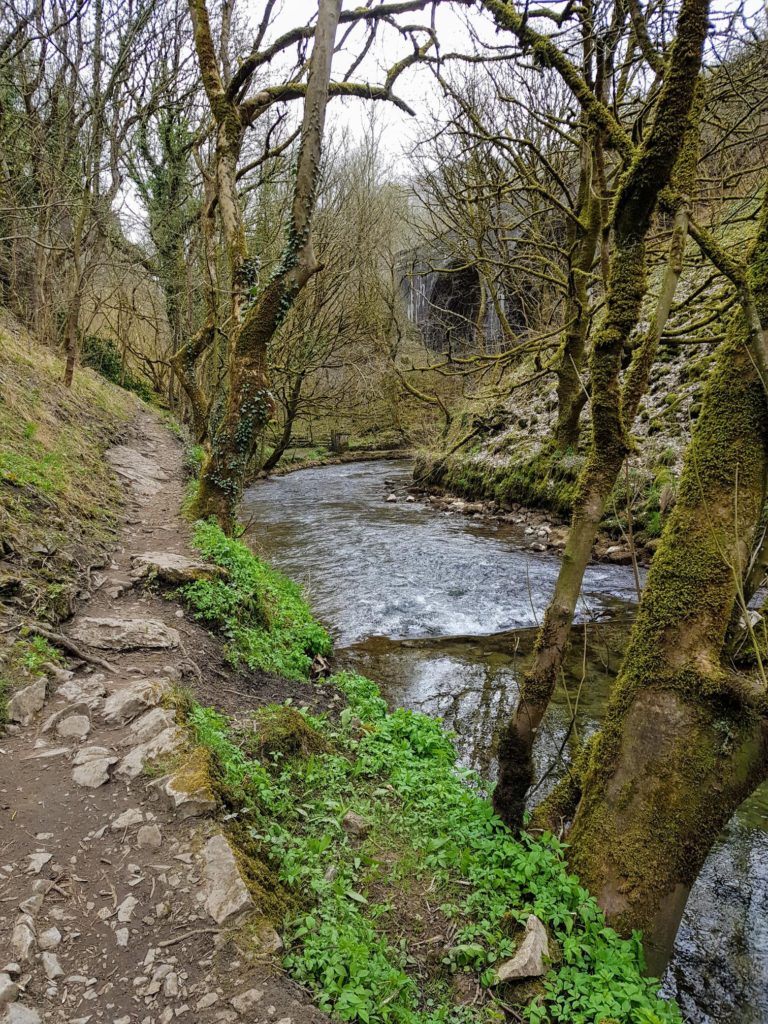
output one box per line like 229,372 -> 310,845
0,409 -> 331,1024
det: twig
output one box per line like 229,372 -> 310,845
158,927 -> 219,948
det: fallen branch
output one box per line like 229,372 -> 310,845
25,624 -> 119,673
158,927 -> 219,948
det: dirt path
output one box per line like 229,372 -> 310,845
0,408 -> 330,1024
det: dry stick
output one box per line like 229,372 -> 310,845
25,624 -> 119,673
158,927 -> 220,948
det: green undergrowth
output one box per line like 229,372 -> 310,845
81,334 -> 154,401
179,520 -> 332,679
187,677 -> 680,1024
174,508 -> 679,1023
0,635 -> 61,724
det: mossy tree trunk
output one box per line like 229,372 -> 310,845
566,183 -> 768,972
567,303 -> 768,974
493,0 -> 710,828
193,0 -> 343,532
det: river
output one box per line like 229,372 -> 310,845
243,459 -> 768,1024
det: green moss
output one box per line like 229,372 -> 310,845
416,444 -> 582,518
568,310 -> 768,949
246,704 -> 332,759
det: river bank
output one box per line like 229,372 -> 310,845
0,333 -> 678,1024
242,458 -> 768,1024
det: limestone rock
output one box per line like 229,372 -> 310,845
137,824 -> 162,850
0,973 -> 17,1009
25,852 -> 51,875
11,918 -> 35,962
7,680 -> 47,726
151,772 -> 216,820
72,745 -> 111,764
56,714 -> 90,740
342,810 -> 370,838
116,726 -> 182,780
107,445 -> 169,494
72,755 -> 117,788
102,678 -> 171,726
41,952 -> 63,981
17,895 -> 42,918
229,988 -> 264,1014
128,706 -> 177,745
37,928 -> 61,951
68,617 -> 180,652
1,1005 -> 42,1024
111,808 -> 144,831
251,923 -> 283,955
41,702 -> 90,734
57,676 -> 107,708
117,895 -> 138,922
131,551 -> 228,585
493,915 -> 549,983
202,834 -> 253,925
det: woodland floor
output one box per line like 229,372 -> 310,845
0,406 -> 334,1024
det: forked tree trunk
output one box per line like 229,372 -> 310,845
262,375 -> 304,473
568,306 -> 768,975
194,0 -> 343,531
493,1 -> 709,827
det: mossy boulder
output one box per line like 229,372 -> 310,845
245,704 -> 331,760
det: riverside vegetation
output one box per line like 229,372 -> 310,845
174,522 -> 682,1024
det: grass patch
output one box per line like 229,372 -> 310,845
0,317 -> 135,621
186,672 -> 681,1024
180,520 -> 332,679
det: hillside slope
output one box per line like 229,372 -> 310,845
0,312 -> 137,625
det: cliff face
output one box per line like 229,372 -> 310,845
414,324 -> 719,553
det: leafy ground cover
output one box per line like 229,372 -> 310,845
184,525 -> 682,1024
180,521 -> 332,679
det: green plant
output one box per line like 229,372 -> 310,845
17,634 -> 61,672
185,668 -> 682,1024
181,520 -> 332,678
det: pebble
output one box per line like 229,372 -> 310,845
26,852 -> 51,875
117,895 -> 138,922
137,824 -> 162,850
17,895 -> 43,918
41,952 -> 63,980
11,919 -> 36,962
230,988 -> 264,1013
38,927 -> 61,951
111,808 -> 144,830
115,928 -> 129,948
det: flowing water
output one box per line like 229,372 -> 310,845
243,459 -> 768,1023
